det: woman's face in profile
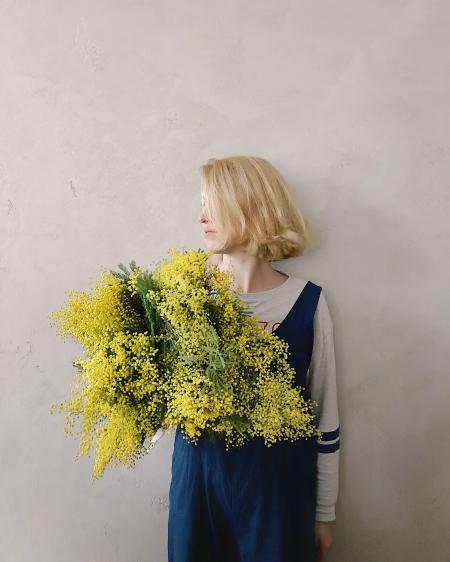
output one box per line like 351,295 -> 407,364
199,193 -> 218,250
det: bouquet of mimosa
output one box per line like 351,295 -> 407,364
49,248 -> 322,480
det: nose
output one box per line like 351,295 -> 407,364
198,207 -> 208,224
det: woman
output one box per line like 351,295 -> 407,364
160,156 -> 340,562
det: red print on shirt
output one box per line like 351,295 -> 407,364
257,320 -> 281,333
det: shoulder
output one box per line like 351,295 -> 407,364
314,286 -> 334,336
287,275 -> 309,293
290,276 -> 333,327
289,276 -> 326,306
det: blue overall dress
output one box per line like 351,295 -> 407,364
168,280 -> 322,562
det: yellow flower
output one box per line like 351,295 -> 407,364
49,248 -> 322,480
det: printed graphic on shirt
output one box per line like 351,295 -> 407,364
255,319 -> 281,334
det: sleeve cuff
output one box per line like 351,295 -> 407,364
315,507 -> 336,522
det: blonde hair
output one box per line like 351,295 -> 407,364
199,155 -> 311,262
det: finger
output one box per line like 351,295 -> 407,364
317,543 -> 326,562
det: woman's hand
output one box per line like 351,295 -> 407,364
315,520 -> 333,562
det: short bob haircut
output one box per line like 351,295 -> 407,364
199,155 -> 311,263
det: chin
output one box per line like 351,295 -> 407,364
203,239 -> 221,253
205,242 -> 218,252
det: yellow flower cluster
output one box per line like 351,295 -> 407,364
49,272 -> 166,480
48,270 -> 141,355
150,248 -> 322,448
49,248 -> 322,481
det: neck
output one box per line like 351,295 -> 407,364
216,253 -> 287,294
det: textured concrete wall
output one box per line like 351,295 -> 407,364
1,1 -> 449,561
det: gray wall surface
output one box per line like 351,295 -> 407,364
1,1 -> 449,561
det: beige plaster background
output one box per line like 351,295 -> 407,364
1,1 -> 449,561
